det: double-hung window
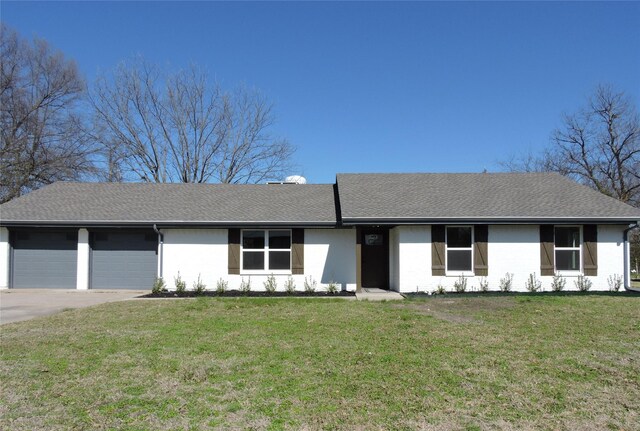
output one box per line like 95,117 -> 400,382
446,226 -> 473,274
241,230 -> 291,273
554,226 -> 581,273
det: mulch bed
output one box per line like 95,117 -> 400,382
404,290 -> 636,298
141,290 -> 355,298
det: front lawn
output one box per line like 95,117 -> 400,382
1,295 -> 639,430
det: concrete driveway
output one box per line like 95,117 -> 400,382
0,289 -> 146,325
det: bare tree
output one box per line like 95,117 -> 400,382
499,149 -> 552,173
90,59 -> 294,184
502,85 -> 640,207
548,85 -> 640,206
501,85 -> 640,270
0,24 -> 96,203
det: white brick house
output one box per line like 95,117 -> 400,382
1,173 -> 638,292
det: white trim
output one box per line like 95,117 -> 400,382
554,225 -> 583,275
0,227 -> 9,289
76,228 -> 90,290
445,225 -> 474,276
240,229 -> 292,275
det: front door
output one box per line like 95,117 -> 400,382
361,229 -> 389,289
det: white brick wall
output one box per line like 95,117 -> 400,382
161,228 -> 356,292
391,224 -> 626,293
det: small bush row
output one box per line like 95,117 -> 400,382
151,274 -> 341,295
430,272 -> 623,295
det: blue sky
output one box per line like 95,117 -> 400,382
2,1 -> 639,184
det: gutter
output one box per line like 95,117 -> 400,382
153,224 -> 164,279
624,222 -> 640,293
341,217 -> 640,225
0,221 -> 337,228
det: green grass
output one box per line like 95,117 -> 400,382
1,296 -> 639,430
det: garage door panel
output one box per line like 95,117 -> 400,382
91,232 -> 157,290
12,231 -> 78,289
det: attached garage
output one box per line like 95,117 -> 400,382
11,230 -> 78,289
90,231 -> 158,290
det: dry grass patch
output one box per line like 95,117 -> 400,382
396,296 -> 517,323
1,296 -> 639,430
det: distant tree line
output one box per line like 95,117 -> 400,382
0,23 -> 294,203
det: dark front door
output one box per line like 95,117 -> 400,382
361,229 -> 389,289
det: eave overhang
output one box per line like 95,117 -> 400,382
340,216 -> 639,225
0,220 -> 338,229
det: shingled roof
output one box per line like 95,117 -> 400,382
1,173 -> 639,227
0,182 -> 338,226
336,173 -> 640,224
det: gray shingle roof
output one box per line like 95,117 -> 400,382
336,173 -> 640,223
2,173 -> 639,227
0,182 -> 337,226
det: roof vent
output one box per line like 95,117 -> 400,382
267,175 -> 307,185
284,175 -> 307,184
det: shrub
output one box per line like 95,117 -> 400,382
284,276 -> 296,294
608,274 -> 623,292
304,276 -> 317,293
574,275 -> 592,292
525,273 -> 542,292
264,274 -> 277,294
607,274 -> 623,292
478,277 -> 489,292
193,274 -> 206,295
240,277 -> 251,294
174,272 -> 186,295
152,277 -> 166,294
453,276 -> 467,293
326,281 -> 338,294
499,273 -> 514,292
215,278 -> 228,294
551,272 -> 566,292
433,284 -> 446,295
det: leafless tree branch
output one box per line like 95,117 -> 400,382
0,24 -> 97,203
500,84 -> 640,207
90,59 -> 294,185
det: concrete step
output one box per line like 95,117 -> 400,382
356,288 -> 405,301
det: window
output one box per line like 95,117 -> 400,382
554,226 -> 581,272
446,226 -> 473,274
241,230 -> 291,272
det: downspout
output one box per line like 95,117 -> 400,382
623,222 -> 639,292
153,224 -> 164,279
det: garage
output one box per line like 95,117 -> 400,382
11,230 -> 78,289
90,231 -> 158,290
